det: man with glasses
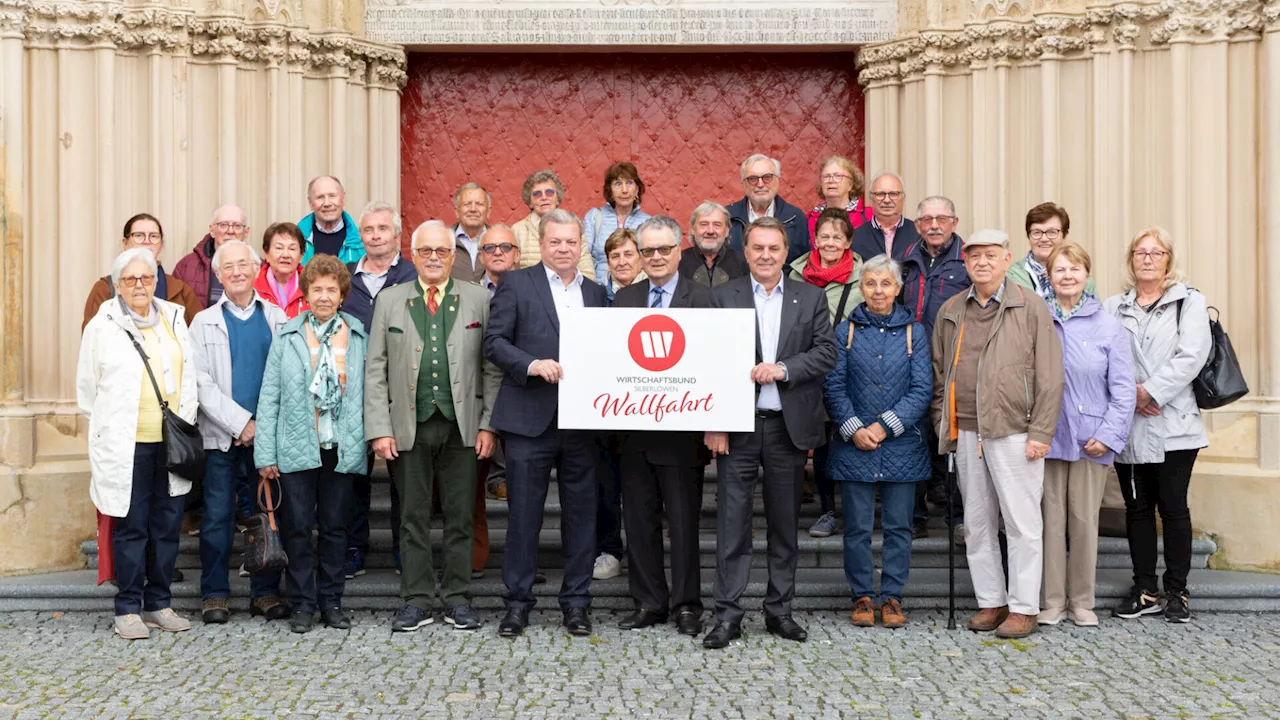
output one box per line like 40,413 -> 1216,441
725,154 -> 810,266
299,176 -> 366,265
852,172 -> 918,263
1007,202 -> 1096,302
679,201 -> 749,289
901,196 -> 972,540
340,201 -> 420,579
451,182 -> 492,283
612,215 -> 717,636
174,204 -> 251,309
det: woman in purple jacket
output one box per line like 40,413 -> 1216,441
1039,243 -> 1135,628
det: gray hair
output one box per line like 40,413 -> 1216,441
110,248 -> 158,288
210,203 -> 247,224
870,172 -> 905,191
521,169 -> 565,208
410,220 -> 455,251
306,175 -> 345,197
211,240 -> 262,272
454,182 -> 492,207
740,153 -> 782,180
689,201 -> 731,230
358,200 -> 403,237
636,215 -> 682,248
916,195 -> 956,217
539,208 -> 584,240
860,253 -> 903,286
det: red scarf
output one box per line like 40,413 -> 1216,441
802,250 -> 855,287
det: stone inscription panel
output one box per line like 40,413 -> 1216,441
365,1 -> 896,46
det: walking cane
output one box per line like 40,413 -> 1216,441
946,451 -> 958,630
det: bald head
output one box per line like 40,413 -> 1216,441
210,204 -> 249,247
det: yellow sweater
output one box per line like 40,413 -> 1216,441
135,323 -> 183,442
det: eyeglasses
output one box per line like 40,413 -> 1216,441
917,215 -> 955,225
870,191 -> 903,201
119,274 -> 156,288
1134,249 -> 1169,261
415,247 -> 454,259
744,174 -> 777,186
531,189 -> 557,199
128,232 -> 162,244
820,173 -> 851,182
638,245 -> 677,258
481,243 -> 516,254
214,222 -> 247,233
219,261 -> 255,274
1029,229 -> 1062,240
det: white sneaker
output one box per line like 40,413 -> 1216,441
592,553 -> 622,580
238,563 -> 250,578
1037,607 -> 1064,625
141,608 -> 192,632
114,614 -> 150,640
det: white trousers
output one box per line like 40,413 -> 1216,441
955,430 -> 1044,615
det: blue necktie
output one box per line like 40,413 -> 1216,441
650,287 -> 663,308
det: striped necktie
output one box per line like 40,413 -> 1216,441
650,287 -> 663,308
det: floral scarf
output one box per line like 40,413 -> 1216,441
1050,294 -> 1087,323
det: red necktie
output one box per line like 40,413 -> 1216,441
427,287 -> 439,316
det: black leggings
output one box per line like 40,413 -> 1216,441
1115,449 -> 1198,595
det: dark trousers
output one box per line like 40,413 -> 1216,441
713,415 -> 806,623
278,448 -> 354,614
812,434 -> 836,515
199,445 -> 282,601
485,441 -> 507,492
595,433 -> 625,560
349,458 -> 400,556
843,481 -> 915,602
621,453 -> 703,615
397,414 -> 478,610
113,442 -> 185,616
1116,449 -> 1198,594
503,426 -> 597,611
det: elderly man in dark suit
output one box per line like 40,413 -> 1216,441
612,215 -> 718,636
703,217 -> 838,649
484,208 -> 610,638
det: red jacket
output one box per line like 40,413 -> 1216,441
253,263 -> 308,318
172,234 -> 216,308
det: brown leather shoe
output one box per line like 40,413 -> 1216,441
994,613 -> 1038,639
880,599 -> 906,629
967,605 -> 1010,632
251,595 -> 291,621
487,481 -> 507,501
850,596 -> 875,627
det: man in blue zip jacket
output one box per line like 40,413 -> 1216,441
300,176 -> 366,265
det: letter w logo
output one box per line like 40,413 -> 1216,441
638,331 -> 675,359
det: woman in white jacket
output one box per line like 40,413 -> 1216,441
1103,227 -> 1211,625
77,247 -> 199,640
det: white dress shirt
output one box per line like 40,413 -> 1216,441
528,263 -> 585,377
747,199 -> 776,223
752,276 -> 785,411
219,290 -> 268,321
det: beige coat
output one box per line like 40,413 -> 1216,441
363,279 -> 502,451
513,211 -> 596,280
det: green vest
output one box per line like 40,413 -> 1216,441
408,280 -> 458,423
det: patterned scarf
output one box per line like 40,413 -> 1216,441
1051,294 -> 1087,323
308,313 -> 344,419
1025,252 -> 1054,302
802,249 -> 855,287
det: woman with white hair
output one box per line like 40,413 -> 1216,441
77,247 -> 199,640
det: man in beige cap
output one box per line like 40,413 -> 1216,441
929,228 -> 1064,639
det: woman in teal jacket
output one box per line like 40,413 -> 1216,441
255,255 -> 368,634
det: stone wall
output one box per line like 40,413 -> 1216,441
863,0 -> 1280,571
0,0 -> 405,575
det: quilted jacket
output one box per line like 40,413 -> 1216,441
254,311 -> 369,475
823,304 -> 933,483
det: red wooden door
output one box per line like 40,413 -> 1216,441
401,52 -> 864,249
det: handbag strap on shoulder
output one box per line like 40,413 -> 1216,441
127,330 -> 170,412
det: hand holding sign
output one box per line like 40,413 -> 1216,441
530,359 -> 564,384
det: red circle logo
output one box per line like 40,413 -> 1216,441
627,314 -> 687,372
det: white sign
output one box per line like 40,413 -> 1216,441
557,307 -> 756,432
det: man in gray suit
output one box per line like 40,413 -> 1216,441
703,217 -> 838,649
364,220 -> 502,633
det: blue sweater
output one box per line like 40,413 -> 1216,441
224,305 -> 272,416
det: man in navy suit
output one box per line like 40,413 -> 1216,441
484,208 -> 609,638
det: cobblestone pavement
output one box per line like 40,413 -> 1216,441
1,609 -> 1278,719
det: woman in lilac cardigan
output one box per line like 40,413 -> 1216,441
1040,243 -> 1135,628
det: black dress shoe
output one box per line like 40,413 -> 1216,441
675,610 -> 704,637
172,568 -> 184,583
290,612 -> 314,634
764,614 -> 808,642
618,609 -> 668,630
563,607 -> 592,636
702,621 -> 742,649
321,606 -> 351,630
499,608 -> 530,637
533,572 -> 548,585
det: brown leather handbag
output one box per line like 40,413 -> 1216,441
243,476 -> 288,574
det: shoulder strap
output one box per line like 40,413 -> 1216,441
126,330 -> 169,410
257,476 -> 281,528
835,283 -> 854,325
104,275 -> 116,299
907,324 -> 913,357
1175,297 -> 1184,333
845,321 -> 855,350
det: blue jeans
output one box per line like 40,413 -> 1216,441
113,443 -> 185,616
842,480 -> 915,602
200,445 -> 282,601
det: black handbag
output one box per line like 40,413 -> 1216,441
1176,296 -> 1249,409
128,331 -> 207,482
243,476 -> 288,574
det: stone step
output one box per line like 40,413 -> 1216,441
79,530 -> 1216,572
2,567 -> 1278,613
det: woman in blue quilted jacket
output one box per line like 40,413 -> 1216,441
823,254 -> 933,629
